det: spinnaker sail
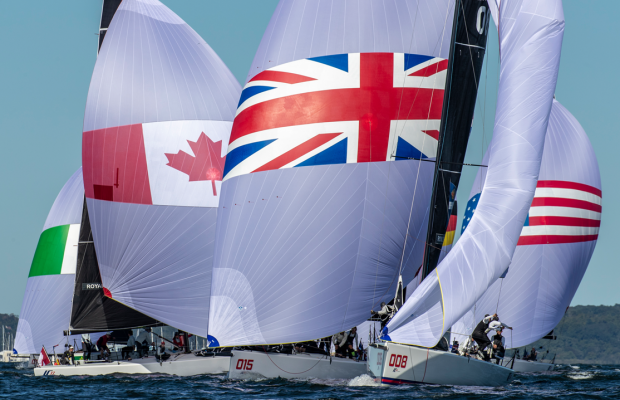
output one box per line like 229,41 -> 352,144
451,99 -> 601,348
385,0 -> 565,347
81,0 -> 241,337
15,169 -> 84,354
207,0 -> 491,347
70,0 -> 160,334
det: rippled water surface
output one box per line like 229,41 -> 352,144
1,363 -> 619,399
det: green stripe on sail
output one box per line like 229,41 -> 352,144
28,225 -> 69,277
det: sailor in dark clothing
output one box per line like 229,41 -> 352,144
490,329 -> 506,364
472,314 -> 512,360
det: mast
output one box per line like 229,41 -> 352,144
421,0 -> 490,280
98,0 -> 123,52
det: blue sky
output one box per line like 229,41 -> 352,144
0,1 -> 616,315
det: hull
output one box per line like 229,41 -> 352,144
228,350 -> 367,380
502,358 -> 554,373
34,353 -> 230,377
368,343 -> 514,387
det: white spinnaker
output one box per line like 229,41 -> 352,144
15,169 -> 84,354
384,0 -> 565,347
82,0 -> 241,336
451,100 -> 601,348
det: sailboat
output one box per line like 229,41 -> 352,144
35,0 -> 240,376
368,0 -> 565,386
14,168 -> 86,368
451,99 -> 601,373
211,0 -> 495,380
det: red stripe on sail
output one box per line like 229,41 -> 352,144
518,235 -> 598,246
249,70 -> 316,84
536,180 -> 602,197
530,197 -> 601,213
252,133 -> 342,173
408,60 -> 449,77
528,216 -> 601,227
446,215 -> 458,231
83,124 -> 153,205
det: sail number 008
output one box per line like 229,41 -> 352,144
388,354 -> 408,368
236,359 -> 254,370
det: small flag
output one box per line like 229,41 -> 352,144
38,347 -> 51,367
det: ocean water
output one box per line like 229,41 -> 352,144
1,363 -> 619,399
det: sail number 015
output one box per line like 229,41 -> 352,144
236,359 -> 254,370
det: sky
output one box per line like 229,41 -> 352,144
0,1 -> 617,315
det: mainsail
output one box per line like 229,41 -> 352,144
451,99 -> 601,348
81,0 -> 241,336
209,0 -> 466,347
15,169 -> 84,354
385,0 -> 565,347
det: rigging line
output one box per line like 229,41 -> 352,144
458,0 -> 481,92
480,24 -> 490,194
495,278 -> 504,313
395,4 -> 452,279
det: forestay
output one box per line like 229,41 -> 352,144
209,0 -> 456,347
384,0 -> 565,347
451,100 -> 601,348
15,169 -> 84,354
81,0 -> 241,336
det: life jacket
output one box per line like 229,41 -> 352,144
473,318 -> 490,335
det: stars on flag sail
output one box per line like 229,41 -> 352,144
15,168 -> 84,355
451,100 -> 601,349
385,0 -> 565,347
82,0 -> 241,337
209,0 -> 456,347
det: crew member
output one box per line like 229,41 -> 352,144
97,333 -> 112,360
172,332 -> 182,351
490,329 -> 506,364
472,314 -> 512,360
336,327 -> 358,359
135,328 -> 152,358
524,347 -> 537,361
371,302 -> 395,329
333,332 -> 347,357
122,331 -> 136,360
62,346 -> 75,365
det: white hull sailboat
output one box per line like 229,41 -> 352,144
368,343 -> 513,386
34,352 -> 230,377
227,350 -> 366,380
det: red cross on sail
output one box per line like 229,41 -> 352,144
223,52 -> 447,181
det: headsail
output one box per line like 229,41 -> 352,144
385,0 -> 565,347
209,0 -> 459,347
82,0 -> 241,336
451,99 -> 601,348
15,169 -> 84,354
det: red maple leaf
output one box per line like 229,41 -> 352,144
165,132 -> 226,196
